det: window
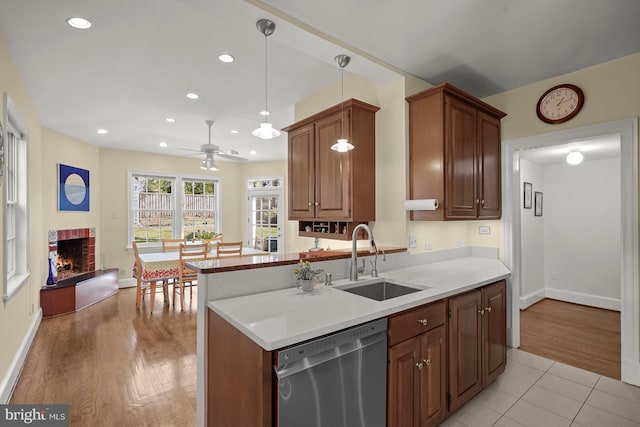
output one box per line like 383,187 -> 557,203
3,93 -> 30,301
129,171 -> 219,245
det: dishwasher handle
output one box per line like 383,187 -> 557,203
274,330 -> 386,380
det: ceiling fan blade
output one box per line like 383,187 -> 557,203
216,153 -> 248,162
178,147 -> 201,153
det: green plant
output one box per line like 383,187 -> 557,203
292,260 -> 322,281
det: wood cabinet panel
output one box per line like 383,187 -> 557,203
388,300 -> 446,346
482,280 -> 507,385
388,337 -> 421,427
287,124 -> 315,219
421,326 -> 447,427
407,83 -> 506,221
448,290 -> 483,412
284,99 -> 379,237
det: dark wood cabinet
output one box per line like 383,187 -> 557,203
407,83 -> 506,221
388,301 -> 447,427
448,280 -> 507,413
284,99 -> 379,240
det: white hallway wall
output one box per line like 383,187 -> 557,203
544,157 -> 621,309
520,156 -> 621,310
519,159 -> 546,307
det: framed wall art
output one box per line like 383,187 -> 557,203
523,182 -> 532,209
58,163 -> 90,212
534,191 -> 543,216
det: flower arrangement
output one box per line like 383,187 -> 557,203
293,260 -> 322,281
196,230 -> 219,240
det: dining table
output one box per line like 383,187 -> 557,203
135,246 -> 269,311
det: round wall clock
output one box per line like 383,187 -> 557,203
536,84 -> 584,124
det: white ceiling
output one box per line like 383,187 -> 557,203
518,135 -> 621,166
1,0 -> 639,164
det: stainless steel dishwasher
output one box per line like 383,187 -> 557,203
274,318 -> 387,427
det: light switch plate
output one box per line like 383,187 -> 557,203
479,226 -> 491,235
409,235 -> 417,248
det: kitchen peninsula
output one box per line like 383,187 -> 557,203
191,246 -> 510,427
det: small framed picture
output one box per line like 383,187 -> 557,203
534,191 -> 543,216
523,182 -> 532,209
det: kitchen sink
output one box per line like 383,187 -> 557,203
336,279 -> 425,301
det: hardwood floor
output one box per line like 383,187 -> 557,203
11,287 -> 197,427
520,298 -> 621,379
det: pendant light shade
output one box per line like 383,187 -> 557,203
253,19 -> 280,140
201,154 -> 218,171
331,54 -> 353,152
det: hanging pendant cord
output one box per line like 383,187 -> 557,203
341,66 -> 344,139
264,34 -> 268,124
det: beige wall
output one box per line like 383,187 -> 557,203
0,33 -> 43,393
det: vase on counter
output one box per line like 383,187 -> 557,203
299,279 -> 315,293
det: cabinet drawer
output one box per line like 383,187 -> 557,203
388,300 -> 446,346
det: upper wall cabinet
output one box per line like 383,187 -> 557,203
407,83 -> 506,221
283,99 -> 379,239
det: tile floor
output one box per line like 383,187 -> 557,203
440,348 -> 640,426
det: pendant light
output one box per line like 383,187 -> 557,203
253,19 -> 280,140
331,54 -> 354,152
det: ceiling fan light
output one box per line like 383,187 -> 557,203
252,122 -> 280,139
331,138 -> 354,152
566,151 -> 584,165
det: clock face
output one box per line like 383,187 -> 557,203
536,84 -> 584,124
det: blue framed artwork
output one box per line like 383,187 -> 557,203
58,163 -> 90,212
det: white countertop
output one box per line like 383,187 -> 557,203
208,255 -> 510,351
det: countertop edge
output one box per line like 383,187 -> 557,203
208,257 -> 510,351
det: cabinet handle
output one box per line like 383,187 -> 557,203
481,199 -> 485,206
315,202 -> 319,206
486,306 -> 492,313
416,361 -> 424,370
424,358 -> 431,366
417,318 -> 428,326
479,309 -> 485,316
308,202 -> 312,207
476,199 -> 480,204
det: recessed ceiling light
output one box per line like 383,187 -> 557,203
250,150 -> 257,155
218,54 -> 234,63
230,130 -> 239,134
97,128 -> 108,135
260,110 -> 270,116
166,118 -> 176,123
566,151 -> 584,165
186,92 -> 199,100
66,17 -> 92,29
159,141 -> 168,148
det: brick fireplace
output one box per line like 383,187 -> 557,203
48,227 -> 96,282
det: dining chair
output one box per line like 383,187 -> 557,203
175,242 -> 209,311
133,241 -> 168,310
215,241 -> 243,258
162,238 -> 186,252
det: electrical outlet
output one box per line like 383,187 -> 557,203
409,235 -> 417,248
425,242 -> 432,251
456,240 -> 463,248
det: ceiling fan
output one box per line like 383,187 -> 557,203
180,120 -> 248,170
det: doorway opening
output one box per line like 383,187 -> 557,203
247,177 -> 283,253
503,118 -> 639,384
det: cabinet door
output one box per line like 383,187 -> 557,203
315,110 -> 352,219
421,326 -> 447,427
288,124 -> 315,219
388,337 -> 421,427
444,96 -> 478,219
482,280 -> 507,385
477,111 -> 502,219
448,290 -> 482,412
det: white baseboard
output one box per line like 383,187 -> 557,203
622,359 -> 640,386
520,289 -> 545,309
118,278 -> 137,289
545,288 -> 621,311
0,308 -> 42,404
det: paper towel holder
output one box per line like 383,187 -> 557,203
403,199 -> 439,211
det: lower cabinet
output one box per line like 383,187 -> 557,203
448,280 -> 507,412
387,301 -> 447,427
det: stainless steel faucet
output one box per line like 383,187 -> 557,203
350,224 -> 375,281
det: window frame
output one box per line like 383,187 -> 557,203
127,170 -> 221,249
3,92 -> 31,302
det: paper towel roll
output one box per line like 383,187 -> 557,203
403,199 -> 439,211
